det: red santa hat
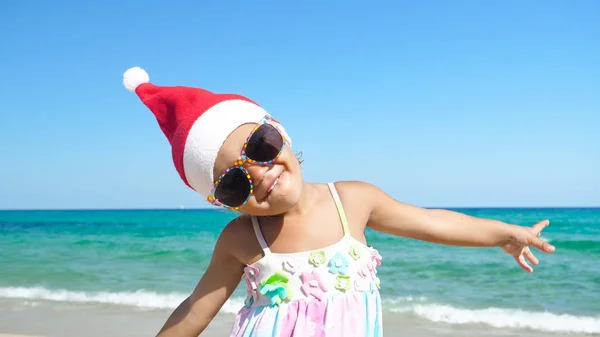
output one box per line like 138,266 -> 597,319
123,66 -> 291,198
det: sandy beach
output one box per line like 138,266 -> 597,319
2,297 -> 584,337
0,298 -> 231,337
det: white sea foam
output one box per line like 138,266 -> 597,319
1,287 -> 598,334
391,302 -> 600,334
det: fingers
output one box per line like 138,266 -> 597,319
528,220 -> 555,253
511,220 -> 553,273
515,254 -> 533,273
531,219 -> 550,234
523,247 -> 539,266
530,236 -> 556,253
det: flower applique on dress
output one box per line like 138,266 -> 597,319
367,247 -> 383,279
357,262 -> 371,279
300,269 -> 328,300
349,243 -> 362,260
328,252 -> 349,274
309,250 -> 326,266
370,247 -> 383,267
259,270 -> 293,305
356,259 -> 377,292
282,258 -> 299,274
334,275 -> 351,291
243,265 -> 260,307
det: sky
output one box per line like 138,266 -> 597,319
0,0 -> 598,209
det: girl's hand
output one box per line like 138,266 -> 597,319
500,220 -> 555,273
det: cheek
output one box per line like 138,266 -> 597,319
280,147 -> 299,166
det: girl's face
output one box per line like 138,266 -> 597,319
211,121 -> 304,216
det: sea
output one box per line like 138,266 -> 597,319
1,208 -> 599,336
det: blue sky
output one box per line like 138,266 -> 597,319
0,0 -> 598,209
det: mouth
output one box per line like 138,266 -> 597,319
260,171 -> 283,202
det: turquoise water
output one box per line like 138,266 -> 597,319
1,208 -> 599,334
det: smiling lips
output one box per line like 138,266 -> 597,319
260,171 -> 283,201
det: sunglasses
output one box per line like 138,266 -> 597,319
207,118 -> 288,209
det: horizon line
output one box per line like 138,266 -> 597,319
0,206 -> 598,212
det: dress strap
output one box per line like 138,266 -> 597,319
251,216 -> 271,254
327,182 -> 350,236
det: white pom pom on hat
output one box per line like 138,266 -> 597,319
123,66 -> 150,92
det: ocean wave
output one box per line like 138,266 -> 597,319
0,287 -> 187,309
391,302 -> 600,334
1,287 -> 598,334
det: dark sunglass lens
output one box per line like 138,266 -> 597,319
214,168 -> 251,207
246,124 -> 283,162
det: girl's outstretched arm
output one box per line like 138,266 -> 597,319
342,181 -> 555,272
156,219 -> 245,337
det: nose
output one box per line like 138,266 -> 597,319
244,162 -> 273,184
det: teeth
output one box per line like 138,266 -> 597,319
268,176 -> 279,193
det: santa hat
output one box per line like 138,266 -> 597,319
123,66 -> 291,198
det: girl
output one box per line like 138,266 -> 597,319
122,67 -> 555,337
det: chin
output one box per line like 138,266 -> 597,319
255,193 -> 302,216
268,194 -> 302,214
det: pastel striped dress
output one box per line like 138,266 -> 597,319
230,183 -> 384,337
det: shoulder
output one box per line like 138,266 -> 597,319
332,180 -> 408,215
333,180 -> 381,194
330,181 -> 387,231
215,214 -> 264,265
220,213 -> 254,238
332,180 -> 385,207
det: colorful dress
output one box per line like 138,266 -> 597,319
230,183 -> 383,337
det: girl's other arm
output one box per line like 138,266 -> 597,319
156,219 -> 245,337
339,181 -> 555,272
